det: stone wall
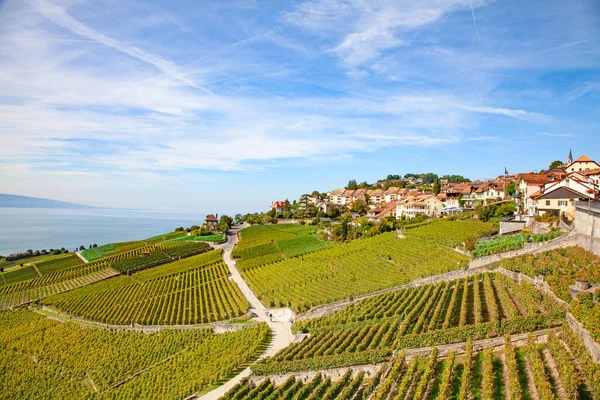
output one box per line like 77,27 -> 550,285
574,204 -> 600,238
499,220 -> 526,235
566,313 -> 600,363
468,232 -> 585,269
249,363 -> 383,387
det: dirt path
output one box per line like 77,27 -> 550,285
32,264 -> 42,277
75,251 -> 89,263
195,224 -> 294,400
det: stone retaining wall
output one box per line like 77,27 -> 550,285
468,232 -> 582,269
250,328 -> 555,387
566,313 -> 600,363
36,306 -> 256,334
249,364 -> 382,387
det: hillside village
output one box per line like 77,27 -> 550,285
269,150 -> 599,224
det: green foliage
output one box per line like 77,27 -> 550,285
243,233 -> 469,311
405,219 -> 498,247
0,310 -> 270,399
232,224 -> 329,270
501,245 -> 598,302
265,273 -> 562,374
48,251 -> 247,325
1,265 -> 39,285
168,233 -> 226,242
477,200 -> 516,222
35,254 -> 83,275
110,241 -> 211,273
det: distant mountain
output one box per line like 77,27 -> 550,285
0,194 -> 96,209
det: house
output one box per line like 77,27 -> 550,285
309,194 -> 323,205
271,201 -> 286,213
396,195 -> 444,218
533,186 -> 593,221
384,187 -> 402,203
367,201 -> 397,221
565,155 -> 600,174
341,212 -> 361,220
585,168 -> 600,186
368,189 -> 384,205
516,173 -> 550,215
205,214 -> 219,228
530,172 -> 598,220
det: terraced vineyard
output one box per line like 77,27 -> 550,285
0,310 -> 270,400
233,325 -> 597,400
232,224 -> 332,269
242,232 -> 469,311
0,241 -> 212,310
254,273 -> 563,374
35,254 -> 83,275
405,219 -> 498,247
0,261 -> 118,310
501,245 -> 600,342
48,252 -> 249,325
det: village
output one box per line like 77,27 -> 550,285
269,150 -> 599,226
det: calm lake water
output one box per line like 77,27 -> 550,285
0,208 -> 201,255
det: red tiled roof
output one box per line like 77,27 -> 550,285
585,168 -> 600,176
205,214 -> 218,222
518,173 -> 550,184
575,155 -> 594,162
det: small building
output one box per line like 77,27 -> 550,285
533,186 -> 591,220
565,155 -> 600,174
205,214 -> 219,228
271,201 -> 286,213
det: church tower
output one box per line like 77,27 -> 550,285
567,148 -> 573,166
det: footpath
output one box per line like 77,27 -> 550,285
195,225 -> 294,400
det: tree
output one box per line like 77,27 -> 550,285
311,190 -> 321,197
346,179 -> 358,190
283,199 -> 291,212
234,214 -> 243,224
350,200 -> 369,215
433,178 -> 441,195
218,215 -> 233,230
549,160 -> 563,170
175,226 -> 184,232
506,181 -> 516,196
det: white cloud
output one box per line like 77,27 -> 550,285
284,0 -> 488,67
31,0 -> 205,91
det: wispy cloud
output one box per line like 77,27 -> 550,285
32,0 -> 207,92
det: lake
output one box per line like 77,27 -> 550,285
0,208 -> 201,255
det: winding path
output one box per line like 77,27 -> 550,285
196,224 -> 294,400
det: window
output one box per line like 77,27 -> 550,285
545,200 -> 551,206
558,200 -> 568,206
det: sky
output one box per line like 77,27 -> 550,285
0,0 -> 599,215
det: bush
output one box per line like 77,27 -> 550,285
465,237 -> 477,251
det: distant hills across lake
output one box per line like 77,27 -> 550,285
0,194 -> 96,209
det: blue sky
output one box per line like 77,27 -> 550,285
0,0 -> 599,215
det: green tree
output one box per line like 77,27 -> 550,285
506,181 -> 516,196
433,178 -> 441,195
346,179 -> 358,190
549,160 -> 563,169
218,215 -> 233,231
350,199 -> 369,215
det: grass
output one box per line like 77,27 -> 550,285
35,254 -> 83,275
80,247 -> 104,262
1,265 -> 39,285
168,233 -> 226,242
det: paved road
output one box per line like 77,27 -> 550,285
196,224 -> 294,400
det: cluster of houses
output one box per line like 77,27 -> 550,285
271,151 -> 599,222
